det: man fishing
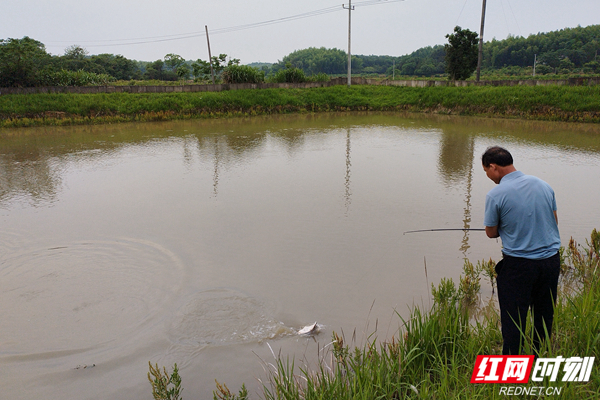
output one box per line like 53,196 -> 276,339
482,146 -> 561,356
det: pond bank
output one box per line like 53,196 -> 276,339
1,84 -> 600,128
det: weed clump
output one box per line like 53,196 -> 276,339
148,362 -> 182,400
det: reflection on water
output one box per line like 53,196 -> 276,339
345,128 -> 352,213
2,113 -> 599,211
0,150 -> 61,207
438,129 -> 475,186
2,114 -> 600,210
1,112 -> 599,400
437,128 -> 477,255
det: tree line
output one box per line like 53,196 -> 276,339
483,24 -> 600,73
267,24 -> 600,78
386,24 -> 600,78
1,24 -> 599,87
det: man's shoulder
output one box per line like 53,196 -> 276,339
506,171 -> 553,188
520,173 -> 554,191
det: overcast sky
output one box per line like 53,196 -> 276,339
3,0 -> 599,64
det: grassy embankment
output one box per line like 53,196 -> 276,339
1,85 -> 600,128
150,230 -> 600,400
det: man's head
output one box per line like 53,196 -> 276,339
482,146 -> 513,168
482,146 -> 516,184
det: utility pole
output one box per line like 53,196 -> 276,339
343,0 -> 354,87
533,54 -> 537,76
476,0 -> 487,82
205,25 -> 215,84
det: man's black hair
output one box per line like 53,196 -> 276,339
482,146 -> 513,167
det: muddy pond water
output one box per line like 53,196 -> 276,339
1,112 -> 599,400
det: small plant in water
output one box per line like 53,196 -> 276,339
431,276 -> 458,306
214,380 -> 248,400
148,362 -> 182,400
459,259 -> 481,305
564,228 -> 600,290
479,258 -> 497,292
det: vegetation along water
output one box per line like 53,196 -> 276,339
1,84 -> 600,128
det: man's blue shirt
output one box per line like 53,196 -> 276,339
484,171 -> 560,259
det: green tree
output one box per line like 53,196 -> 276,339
89,54 -> 139,80
191,54 -> 239,82
143,59 -> 176,81
0,36 -> 50,87
57,45 -> 99,73
274,47 -> 347,75
176,64 -> 190,81
387,45 -> 445,78
401,61 -> 417,75
191,59 -> 211,81
481,25 -> 600,71
415,62 -> 436,76
52,44 -> 107,74
163,53 -> 185,72
539,51 -> 561,69
64,45 -> 88,60
559,56 -> 575,73
445,26 -> 479,80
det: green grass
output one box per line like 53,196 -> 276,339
2,85 -> 600,128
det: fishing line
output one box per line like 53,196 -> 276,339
351,228 -> 485,289
403,228 -> 486,235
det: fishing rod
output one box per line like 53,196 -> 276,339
403,228 -> 486,235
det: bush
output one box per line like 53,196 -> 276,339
39,68 -> 115,86
306,72 -> 330,82
221,65 -> 264,84
583,61 -> 600,74
271,66 -> 307,83
535,64 -> 553,75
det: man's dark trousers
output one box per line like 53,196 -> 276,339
495,252 -> 561,355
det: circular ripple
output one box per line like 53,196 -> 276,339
0,237 -> 184,354
167,288 -> 293,350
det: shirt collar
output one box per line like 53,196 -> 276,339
499,170 -> 523,183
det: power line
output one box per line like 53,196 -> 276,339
504,0 -> 522,37
455,0 -> 470,26
45,5 -> 342,46
44,0 -> 404,48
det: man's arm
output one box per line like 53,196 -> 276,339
554,210 -> 558,225
485,225 -> 499,238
